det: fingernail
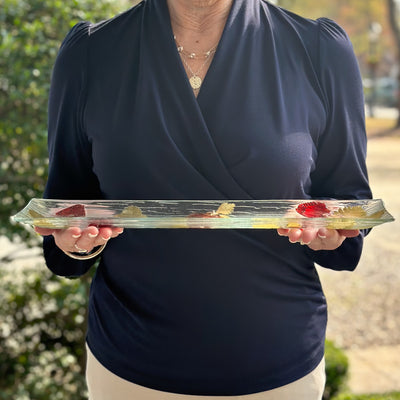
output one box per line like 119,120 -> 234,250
72,234 -> 81,239
289,239 -> 296,243
88,233 -> 98,238
101,236 -> 110,241
317,228 -> 327,239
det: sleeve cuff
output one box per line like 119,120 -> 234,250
43,235 -> 97,278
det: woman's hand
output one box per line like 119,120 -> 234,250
34,225 -> 124,254
276,227 -> 360,251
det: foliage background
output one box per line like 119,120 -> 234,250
279,0 -> 396,78
0,265 -> 93,399
0,0 -> 132,242
1,1 -> 130,398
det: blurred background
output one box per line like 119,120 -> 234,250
0,1 -> 399,399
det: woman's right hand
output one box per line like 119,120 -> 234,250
35,225 -> 124,254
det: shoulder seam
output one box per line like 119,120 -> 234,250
88,2 -> 144,36
317,19 -> 330,115
315,19 -> 331,140
73,23 -> 90,140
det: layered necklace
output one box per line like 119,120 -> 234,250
174,35 -> 217,91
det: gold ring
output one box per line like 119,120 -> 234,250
62,243 -> 107,260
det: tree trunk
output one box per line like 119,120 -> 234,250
387,0 -> 400,127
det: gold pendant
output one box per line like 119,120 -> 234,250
189,75 -> 202,90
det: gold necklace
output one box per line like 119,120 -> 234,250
173,35 -> 217,60
180,54 -> 213,90
174,35 -> 217,90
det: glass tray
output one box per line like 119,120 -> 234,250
12,199 -> 394,230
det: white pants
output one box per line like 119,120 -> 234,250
86,345 -> 326,400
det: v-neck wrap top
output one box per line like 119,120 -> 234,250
43,0 -> 372,395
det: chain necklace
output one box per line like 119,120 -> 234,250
180,54 -> 213,90
174,35 -> 217,90
173,35 -> 217,59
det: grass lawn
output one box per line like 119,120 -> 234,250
334,393 -> 400,400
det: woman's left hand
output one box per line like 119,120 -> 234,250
276,228 -> 360,251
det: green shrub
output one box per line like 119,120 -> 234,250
324,339 -> 350,399
1,0 -> 131,241
0,263 -> 93,400
333,392 -> 400,400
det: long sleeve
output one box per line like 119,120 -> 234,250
43,22 -> 103,278
306,18 -> 372,271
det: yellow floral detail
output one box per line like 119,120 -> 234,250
216,202 -> 235,216
330,206 -> 366,218
116,205 -> 146,218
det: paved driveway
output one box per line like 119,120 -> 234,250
318,136 -> 400,349
318,135 -> 400,393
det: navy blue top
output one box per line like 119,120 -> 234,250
43,0 -> 372,395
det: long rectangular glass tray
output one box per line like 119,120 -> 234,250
11,199 -> 394,230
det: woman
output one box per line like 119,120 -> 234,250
35,0 -> 372,398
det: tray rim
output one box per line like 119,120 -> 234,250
11,198 -> 395,230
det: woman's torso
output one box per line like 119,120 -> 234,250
72,0 -> 346,394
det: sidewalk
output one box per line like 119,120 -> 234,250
319,134 -> 400,396
346,346 -> 400,394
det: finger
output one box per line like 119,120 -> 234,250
74,226 -> 101,252
92,226 -> 124,248
98,226 -> 113,241
317,228 -> 328,239
287,228 -> 303,243
110,227 -> 124,238
91,226 -> 123,243
337,229 -> 360,238
53,227 -> 83,252
316,228 -> 340,243
299,228 -> 319,245
277,228 -> 289,236
307,229 -> 345,251
89,226 -> 113,248
52,226 -> 82,240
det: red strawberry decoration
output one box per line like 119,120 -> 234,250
296,201 -> 330,218
56,204 -> 86,217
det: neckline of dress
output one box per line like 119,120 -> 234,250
160,0 -> 242,103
